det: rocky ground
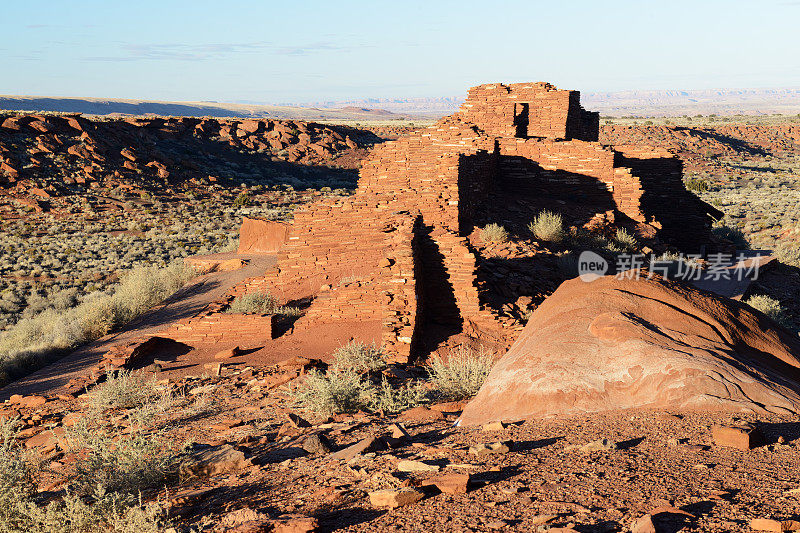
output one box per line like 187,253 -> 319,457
4,361 -> 800,532
2,113 -> 800,532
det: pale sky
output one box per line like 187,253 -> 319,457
1,0 -> 799,103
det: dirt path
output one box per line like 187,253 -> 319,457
0,254 -> 276,400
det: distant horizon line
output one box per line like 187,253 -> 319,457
1,84 -> 800,109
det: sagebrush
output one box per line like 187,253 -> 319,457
529,210 -> 564,242
480,223 -> 508,244
332,341 -> 385,372
427,346 -> 494,401
0,417 -> 168,533
745,294 -> 790,328
226,291 -> 302,316
0,261 -> 195,387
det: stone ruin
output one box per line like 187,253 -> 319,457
223,82 -> 723,363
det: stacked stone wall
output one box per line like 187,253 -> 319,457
157,314 -> 273,345
220,81 -> 718,362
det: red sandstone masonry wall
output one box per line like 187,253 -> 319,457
220,81 -> 717,363
157,314 -> 274,346
454,82 -> 598,141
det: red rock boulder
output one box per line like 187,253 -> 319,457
460,275 -> 800,425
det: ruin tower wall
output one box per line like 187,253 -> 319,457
220,81 -> 719,364
454,82 -> 599,141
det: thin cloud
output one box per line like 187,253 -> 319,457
84,41 -> 359,62
26,23 -> 97,29
86,42 -> 271,62
275,42 -> 352,56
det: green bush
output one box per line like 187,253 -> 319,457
84,370 -> 162,413
685,178 -> 710,192
612,228 -> 638,252
480,223 -> 508,244
0,261 -> 195,387
225,291 -> 301,316
66,420 -> 179,498
0,417 -> 168,532
744,294 -> 790,327
332,341 -> 385,373
368,377 -> 427,414
712,224 -> 750,249
528,210 -> 564,242
427,346 -> 494,401
555,252 -> 580,278
226,292 -> 278,314
775,244 -> 800,267
232,192 -> 251,208
290,368 -> 372,416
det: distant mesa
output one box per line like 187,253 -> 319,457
0,95 -> 409,121
337,106 -> 396,116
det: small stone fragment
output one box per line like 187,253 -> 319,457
368,488 -> 424,509
712,424 -> 760,451
750,518 -> 800,532
287,412 -> 311,428
302,433 -> 332,455
396,459 -> 440,472
330,436 -> 384,461
420,473 -> 470,494
469,441 -> 512,456
631,514 -> 656,533
180,444 -> 249,478
574,438 -> 618,453
271,514 -> 319,533
214,346 -> 242,360
482,421 -> 506,432
399,406 -> 444,423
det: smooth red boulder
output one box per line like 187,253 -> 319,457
237,217 -> 290,254
460,275 -> 800,425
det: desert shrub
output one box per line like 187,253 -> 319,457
0,418 -> 167,533
290,368 -> 371,416
0,417 -> 37,530
370,380 -> 426,413
649,252 -> 702,280
18,490 -> 166,533
529,210 -> 564,242
66,420 -> 179,497
712,224 -> 750,249
332,341 -> 385,373
220,237 -> 239,253
110,262 -> 194,324
0,261 -> 195,387
685,178 -> 710,192
84,370 -> 161,412
555,252 -> 579,278
775,244 -> 800,267
612,228 -> 638,252
225,292 -> 301,317
566,228 -> 609,250
368,377 -> 427,414
226,292 -> 277,314
427,346 -> 494,401
745,294 -> 789,327
480,223 -> 508,244
232,192 -> 251,208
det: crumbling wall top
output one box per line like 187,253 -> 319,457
454,82 -> 599,142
